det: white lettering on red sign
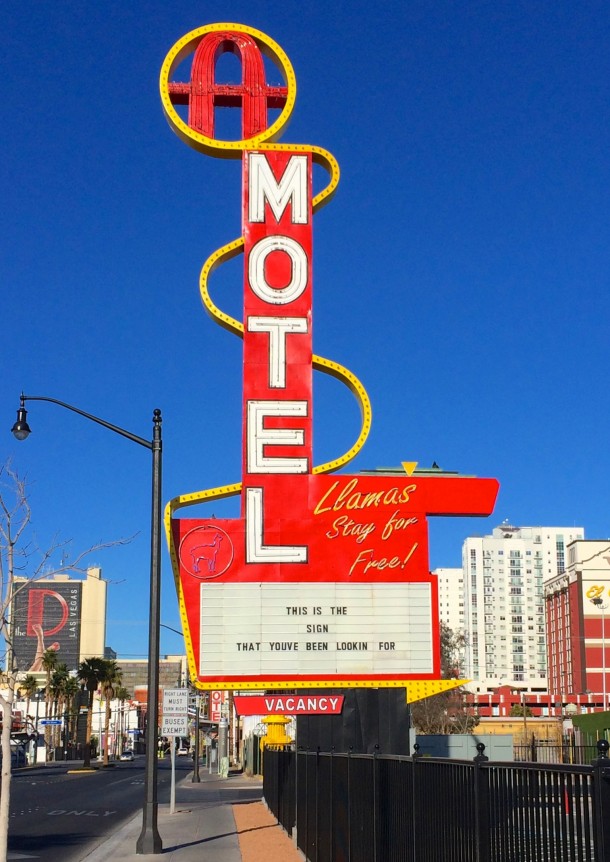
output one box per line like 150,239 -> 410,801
248,153 -> 308,224
266,696 -> 341,712
245,488 -> 309,563
243,150 -> 312,566
248,236 -> 308,303
246,401 -> 308,473
246,317 -> 309,388
233,694 -> 345,716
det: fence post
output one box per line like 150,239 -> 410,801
592,738 -> 610,858
293,749 -> 297,848
411,744 -> 421,862
330,748 -> 334,862
347,747 -> 352,862
530,736 -> 537,763
304,747 -> 309,860
315,746 -> 320,862
473,742 -> 490,862
373,745 -> 379,862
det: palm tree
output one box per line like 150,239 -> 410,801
41,649 -> 58,689
62,677 -> 80,754
49,665 -> 68,712
99,660 -> 122,766
77,657 -> 106,768
48,664 -> 69,751
18,675 -> 39,728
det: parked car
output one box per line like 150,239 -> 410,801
0,747 -> 25,768
119,749 -> 134,761
177,745 -> 189,756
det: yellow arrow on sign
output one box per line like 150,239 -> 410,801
405,679 -> 468,704
401,461 -> 418,475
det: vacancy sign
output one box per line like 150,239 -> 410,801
162,24 -> 499,691
234,694 -> 344,716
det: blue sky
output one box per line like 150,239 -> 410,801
2,2 -> 610,659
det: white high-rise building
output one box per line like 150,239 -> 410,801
435,567 -> 465,634
435,567 -> 467,676
462,523 -> 584,693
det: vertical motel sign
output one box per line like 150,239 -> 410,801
160,24 -> 498,692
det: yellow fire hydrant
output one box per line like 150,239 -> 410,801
259,715 -> 292,774
260,714 -> 292,747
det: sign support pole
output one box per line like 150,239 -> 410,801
170,736 -> 176,815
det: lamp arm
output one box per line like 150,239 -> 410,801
20,395 -> 152,450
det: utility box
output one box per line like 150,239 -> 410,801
415,733 -> 513,761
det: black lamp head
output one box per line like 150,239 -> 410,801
12,402 -> 31,441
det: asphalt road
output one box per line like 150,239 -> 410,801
8,756 -> 193,862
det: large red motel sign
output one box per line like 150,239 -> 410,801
160,24 -> 498,692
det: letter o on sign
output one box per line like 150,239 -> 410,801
248,236 -> 308,305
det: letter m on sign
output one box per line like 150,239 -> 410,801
248,154 -> 308,224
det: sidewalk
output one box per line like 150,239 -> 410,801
82,769 -> 302,862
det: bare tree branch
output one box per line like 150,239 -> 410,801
411,622 -> 480,735
0,461 -> 134,858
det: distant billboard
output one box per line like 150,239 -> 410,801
11,582 -> 82,672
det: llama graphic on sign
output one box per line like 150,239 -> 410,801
191,532 -> 223,574
179,525 -> 233,580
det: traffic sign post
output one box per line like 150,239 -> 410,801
161,689 -> 188,815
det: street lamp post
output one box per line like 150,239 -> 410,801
12,393 -> 163,854
590,596 -> 608,713
63,705 -> 69,762
193,696 -> 201,783
33,689 -> 44,765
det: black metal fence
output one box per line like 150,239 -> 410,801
263,740 -> 610,861
513,740 -> 600,765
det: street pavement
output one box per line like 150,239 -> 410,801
81,767 -> 264,862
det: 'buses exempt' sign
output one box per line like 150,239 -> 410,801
161,24 -> 498,690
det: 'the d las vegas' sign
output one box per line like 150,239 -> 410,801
161,24 -> 498,691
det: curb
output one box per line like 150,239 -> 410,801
80,811 -> 142,862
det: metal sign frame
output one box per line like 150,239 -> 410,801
161,23 -> 498,692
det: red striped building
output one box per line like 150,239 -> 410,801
545,539 -> 610,709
